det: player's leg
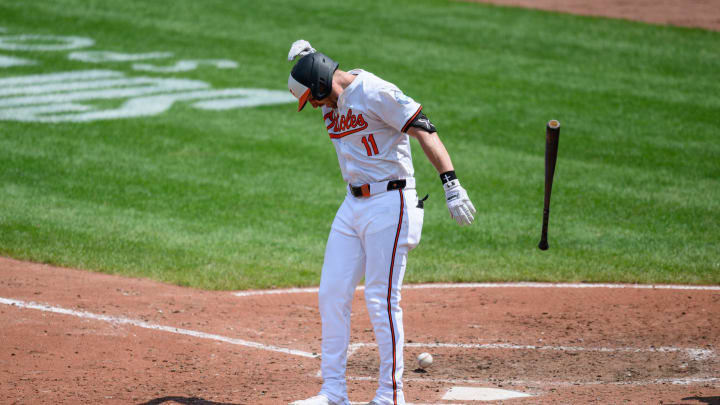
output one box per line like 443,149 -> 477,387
318,198 -> 366,404
362,189 -> 423,405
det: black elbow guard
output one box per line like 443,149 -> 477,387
409,110 -> 437,133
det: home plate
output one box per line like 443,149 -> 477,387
443,387 -> 532,401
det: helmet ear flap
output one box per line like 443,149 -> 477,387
315,76 -> 330,100
311,54 -> 336,100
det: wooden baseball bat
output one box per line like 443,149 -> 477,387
538,119 -> 561,250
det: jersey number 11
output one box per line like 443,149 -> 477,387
361,134 -> 379,156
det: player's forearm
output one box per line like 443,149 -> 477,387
408,127 -> 454,174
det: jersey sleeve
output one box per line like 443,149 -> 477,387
367,85 -> 422,133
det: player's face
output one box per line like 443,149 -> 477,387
308,93 -> 338,109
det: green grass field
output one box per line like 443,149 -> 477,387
1,0 -> 718,289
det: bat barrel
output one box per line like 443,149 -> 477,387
539,120 -> 560,250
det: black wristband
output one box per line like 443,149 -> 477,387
440,170 -> 457,184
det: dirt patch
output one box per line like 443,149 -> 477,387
466,0 -> 720,31
1,257 -> 718,404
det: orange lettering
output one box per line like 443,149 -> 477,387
325,109 -> 369,138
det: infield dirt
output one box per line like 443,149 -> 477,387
469,0 -> 720,31
1,257 -> 718,404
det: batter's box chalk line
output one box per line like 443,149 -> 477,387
344,386 -> 532,403
4,296 -> 717,405
347,342 -> 715,361
0,297 -> 318,358
2,296 -> 714,364
340,373 -> 720,388
333,368 -> 720,389
4,296 -> 718,393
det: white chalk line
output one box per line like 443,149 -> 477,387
2,295 -> 714,364
348,342 -> 715,361
344,374 -> 720,388
0,297 -> 318,359
232,282 -> 720,297
4,295 -> 717,404
316,372 -> 717,400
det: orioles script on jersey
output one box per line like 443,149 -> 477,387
325,108 -> 368,138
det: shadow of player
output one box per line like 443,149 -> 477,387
682,397 -> 720,405
137,396 -> 243,405
665,397 -> 720,405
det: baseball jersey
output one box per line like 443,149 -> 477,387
321,69 -> 422,186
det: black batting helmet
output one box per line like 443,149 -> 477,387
287,52 -> 339,111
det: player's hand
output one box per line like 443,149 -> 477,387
443,180 -> 476,226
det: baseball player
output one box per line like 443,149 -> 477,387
286,40 -> 475,405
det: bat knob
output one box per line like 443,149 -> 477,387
538,240 -> 549,250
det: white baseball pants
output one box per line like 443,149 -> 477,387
318,186 -> 423,405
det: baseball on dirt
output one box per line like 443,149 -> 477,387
417,352 -> 433,369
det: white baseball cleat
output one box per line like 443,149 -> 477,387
289,394 -> 338,405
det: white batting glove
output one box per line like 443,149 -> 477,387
444,179 -> 476,226
287,39 -> 316,61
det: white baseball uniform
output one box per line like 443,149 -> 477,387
317,69 -> 424,405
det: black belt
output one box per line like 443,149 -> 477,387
350,179 -> 407,198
